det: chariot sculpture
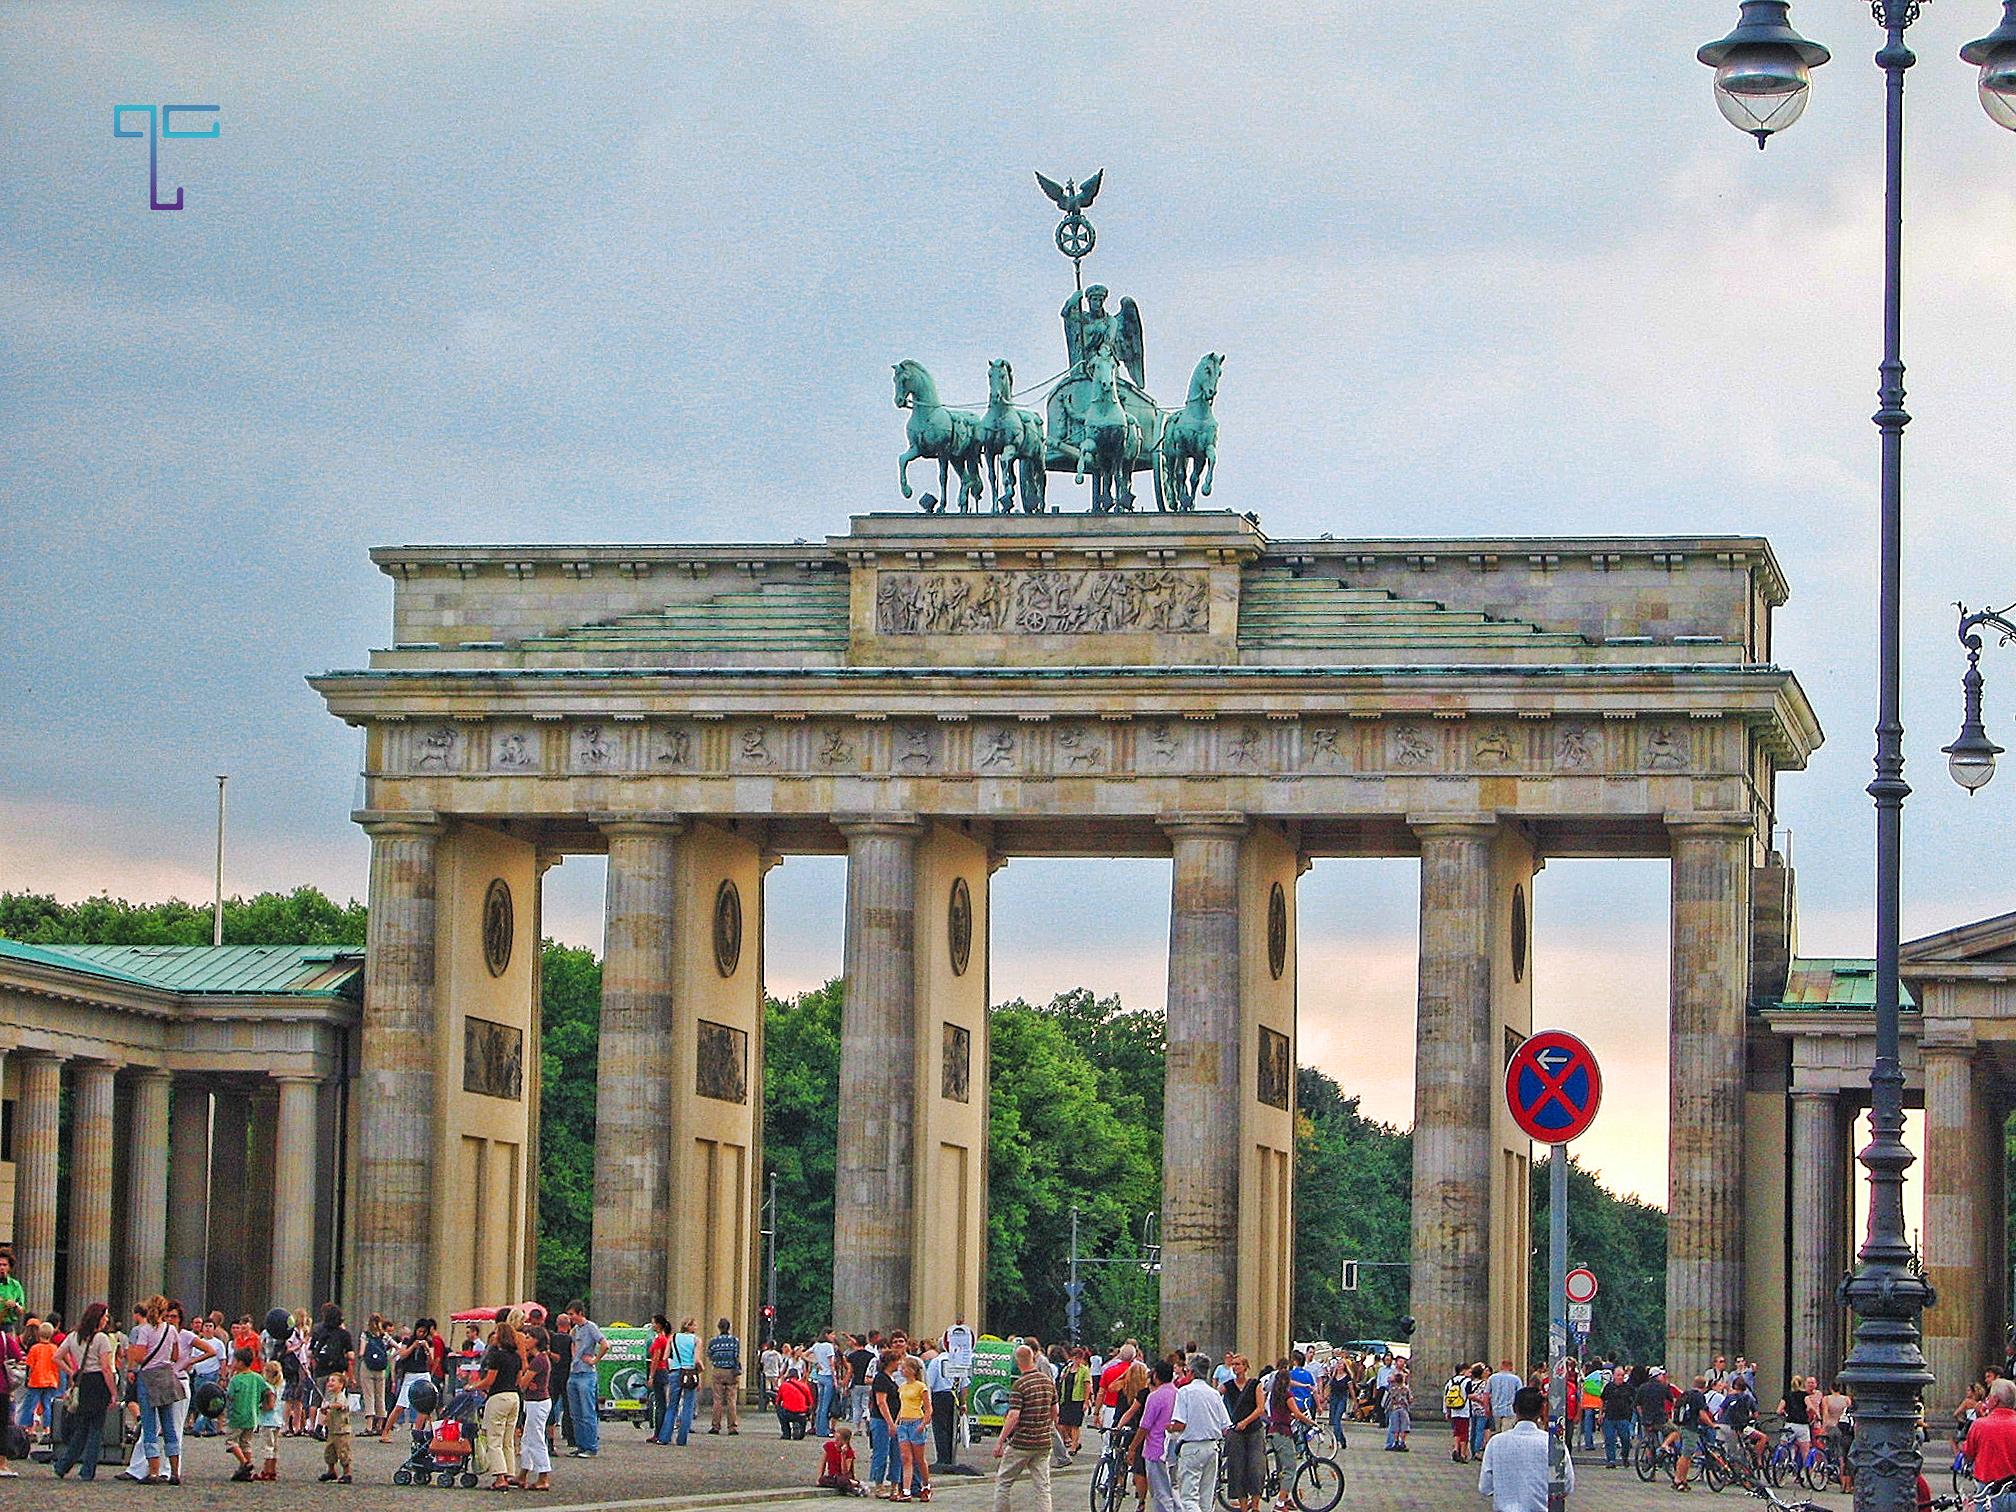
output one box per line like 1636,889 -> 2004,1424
893,171 -> 1224,514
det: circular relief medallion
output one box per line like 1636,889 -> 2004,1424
1511,883 -> 1529,984
948,876 -> 973,978
1267,881 -> 1288,982
713,879 -> 743,978
481,878 -> 513,978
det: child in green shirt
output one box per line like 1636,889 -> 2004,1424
225,1347 -> 271,1482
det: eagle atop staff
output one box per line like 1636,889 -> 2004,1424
1034,168 -> 1102,214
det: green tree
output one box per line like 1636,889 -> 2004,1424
1293,1065 -> 1414,1347
0,887 -> 367,946
536,943 -> 601,1309
762,979 -> 843,1337
1527,1151 -> 1667,1366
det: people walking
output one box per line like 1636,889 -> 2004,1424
708,1317 -> 743,1434
50,1302 -> 116,1480
1478,1385 -> 1573,1512
649,1315 -> 676,1443
474,1318 -> 523,1490
1384,1362 -> 1413,1451
1220,1354 -> 1264,1512
1171,1353 -> 1230,1512
994,1343 -> 1060,1512
1600,1364 -> 1638,1468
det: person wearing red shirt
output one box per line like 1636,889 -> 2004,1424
1966,1379 -> 2016,1485
1097,1344 -> 1138,1429
777,1373 -> 816,1440
819,1423 -> 866,1495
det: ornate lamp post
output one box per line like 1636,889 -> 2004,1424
1699,5 -> 2016,1509
1943,604 -> 2016,792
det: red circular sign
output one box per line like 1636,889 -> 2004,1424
1565,1267 -> 1599,1305
1505,1029 -> 1603,1144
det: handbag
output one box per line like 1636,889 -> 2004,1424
137,1325 -> 186,1405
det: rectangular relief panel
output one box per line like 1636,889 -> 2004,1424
463,1017 -> 524,1101
696,1020 -> 749,1105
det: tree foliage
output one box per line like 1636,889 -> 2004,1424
1292,1066 -> 1415,1346
535,943 -> 601,1307
0,888 -> 367,946
1528,1151 -> 1668,1366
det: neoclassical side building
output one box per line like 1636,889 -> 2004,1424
309,511 -> 1824,1370
0,942 -> 359,1319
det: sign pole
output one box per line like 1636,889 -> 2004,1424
1548,1143 -> 1568,1512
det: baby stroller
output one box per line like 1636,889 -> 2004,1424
393,1383 -> 482,1488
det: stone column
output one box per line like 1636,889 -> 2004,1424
1157,818 -> 1246,1354
271,1076 -> 320,1308
1787,1087 -> 1843,1384
355,819 -> 441,1323
1922,1040 -> 1984,1410
834,817 -> 922,1331
67,1060 -> 118,1320
14,1052 -> 64,1314
245,1086 -> 277,1309
124,1068 -> 172,1303
592,820 -> 681,1324
1667,817 -> 1753,1369
1407,820 -> 1498,1380
208,1091 -> 250,1317
167,1082 -> 212,1308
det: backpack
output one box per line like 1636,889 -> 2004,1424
363,1334 -> 389,1372
1445,1379 -> 1468,1413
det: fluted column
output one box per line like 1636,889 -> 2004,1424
1788,1087 -> 1843,1385
355,819 -> 442,1322
591,820 -> 682,1323
834,817 -> 922,1331
207,1091 -> 250,1316
1922,1041 -> 1984,1410
1407,820 -> 1498,1380
1152,818 -> 1244,1353
271,1076 -> 320,1308
14,1052 -> 65,1314
67,1060 -> 118,1320
167,1082 -> 212,1308
1667,817 -> 1753,1369
125,1068 -> 172,1303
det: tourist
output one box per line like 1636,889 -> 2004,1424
648,1315 -> 676,1443
16,1321 -> 58,1445
1485,1358 -> 1523,1437
867,1346 -> 900,1494
515,1324 -> 554,1490
762,1337 -> 786,1408
1056,1345 -> 1090,1454
50,1301 -> 117,1479
127,1295 -> 184,1484
1820,1378 -> 1854,1491
383,1317 -> 436,1442
359,1313 -> 392,1433
474,1318 -> 523,1490
709,1315 -> 743,1435
993,1342 -> 1061,1511
663,1314 -> 700,1445
894,1355 -> 932,1502
1385,1361 -> 1413,1452
1324,1350 -> 1355,1444
1220,1354 -> 1264,1512
925,1342 -> 958,1469
319,1372 -> 355,1482
310,1303 -> 356,1402
1133,1356 -> 1179,1512
1964,1378 -> 2016,1490
1478,1384 -> 1572,1512
1668,1374 -> 1714,1491
564,1300 -> 605,1458
1600,1364 -> 1637,1468
847,1333 -> 876,1430
777,1370 -> 815,1439
0,1253 -> 23,1333
1580,1360 -> 1607,1452
188,1314 -> 228,1435
1446,1363 -> 1475,1462
821,1421 -> 868,1495
1098,1342 -> 1138,1431
812,1329 -> 839,1438
1467,1365 -> 1492,1458
222,1345 -> 268,1481
1167,1352 -> 1229,1512
254,1359 -> 285,1479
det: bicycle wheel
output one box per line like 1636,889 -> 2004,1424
1089,1455 -> 1113,1512
1215,1453 -> 1239,1512
1636,1436 -> 1658,1482
1703,1450 -> 1729,1494
1293,1455 -> 1346,1512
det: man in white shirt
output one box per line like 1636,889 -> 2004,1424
1170,1355 -> 1233,1512
808,1332 -> 838,1438
1485,1360 -> 1525,1435
1478,1386 -> 1573,1512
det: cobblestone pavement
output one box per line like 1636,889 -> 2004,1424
16,1424 -> 1862,1512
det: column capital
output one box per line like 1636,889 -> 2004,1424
1407,813 -> 1500,840
358,812 -> 445,838
1664,812 -> 1757,839
1788,1084 -> 1840,1103
269,1071 -> 322,1086
14,1046 -> 68,1067
1919,1026 -> 1978,1057
1157,813 -> 1248,838
834,813 -> 924,840
597,814 -> 686,838
126,1065 -> 173,1085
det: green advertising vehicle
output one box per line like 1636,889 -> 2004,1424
967,1335 -> 1018,1433
596,1326 -> 655,1426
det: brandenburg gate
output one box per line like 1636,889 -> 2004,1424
310,510 -> 1820,1373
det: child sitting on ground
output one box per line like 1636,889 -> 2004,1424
225,1347 -> 271,1482
256,1361 -> 286,1480
819,1422 -> 868,1496
319,1374 -> 354,1483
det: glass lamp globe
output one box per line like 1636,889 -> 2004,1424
1714,46 -> 1815,145
1943,726 -> 2001,793
1964,6 -> 2016,133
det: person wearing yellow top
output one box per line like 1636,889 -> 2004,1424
893,1358 -> 932,1503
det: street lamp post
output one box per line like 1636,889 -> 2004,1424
1698,5 -> 2016,1510
1942,603 -> 2016,791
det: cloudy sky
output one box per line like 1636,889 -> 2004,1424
7,1 -> 2016,1207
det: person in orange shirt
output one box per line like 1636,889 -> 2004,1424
20,1322 -> 62,1441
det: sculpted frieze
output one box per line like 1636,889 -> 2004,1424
875,567 -> 1209,635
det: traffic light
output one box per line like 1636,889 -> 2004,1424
762,1304 -> 776,1324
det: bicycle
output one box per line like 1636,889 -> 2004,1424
1636,1427 -> 1681,1485
1948,1471 -> 2016,1512
1089,1427 -> 1131,1512
1762,1425 -> 1808,1489
1213,1425 -> 1345,1512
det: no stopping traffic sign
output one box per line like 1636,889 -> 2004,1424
1505,1029 -> 1603,1144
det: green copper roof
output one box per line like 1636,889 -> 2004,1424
1772,957 -> 1917,1013
0,941 -> 364,997
1238,570 -> 1590,651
